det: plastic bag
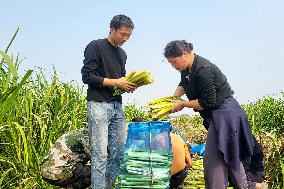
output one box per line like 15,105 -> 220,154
191,143 -> 206,156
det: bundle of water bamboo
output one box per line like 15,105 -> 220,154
145,96 -> 182,121
113,69 -> 154,96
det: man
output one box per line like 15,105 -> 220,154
169,126 -> 192,189
41,128 -> 90,189
81,15 -> 136,189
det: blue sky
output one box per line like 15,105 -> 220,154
1,0 -> 284,114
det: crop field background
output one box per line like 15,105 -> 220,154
0,30 -> 283,189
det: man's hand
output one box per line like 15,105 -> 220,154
114,77 -> 137,93
185,155 -> 192,168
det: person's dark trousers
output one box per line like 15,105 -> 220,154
43,163 -> 91,189
204,122 -> 248,189
169,167 -> 189,189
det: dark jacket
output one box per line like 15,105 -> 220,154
81,38 -> 127,102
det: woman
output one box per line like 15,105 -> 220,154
163,40 -> 255,189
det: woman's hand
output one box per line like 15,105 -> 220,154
171,100 -> 185,113
172,99 -> 203,112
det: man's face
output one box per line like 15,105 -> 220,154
109,26 -> 133,46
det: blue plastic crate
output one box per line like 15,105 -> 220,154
125,121 -> 172,153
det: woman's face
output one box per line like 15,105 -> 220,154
167,52 -> 188,72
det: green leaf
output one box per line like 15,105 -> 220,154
0,168 -> 14,188
280,159 -> 284,188
12,122 -> 29,166
0,51 -> 18,77
0,70 -> 33,121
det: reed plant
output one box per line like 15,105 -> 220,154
243,94 -> 284,189
0,30 -> 87,188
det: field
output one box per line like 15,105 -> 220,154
0,30 -> 283,189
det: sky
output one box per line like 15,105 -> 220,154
1,0 -> 284,115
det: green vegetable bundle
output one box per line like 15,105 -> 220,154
183,155 -> 234,189
113,69 -> 154,96
145,96 -> 182,121
183,155 -> 205,189
119,150 -> 172,189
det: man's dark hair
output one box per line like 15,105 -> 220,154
131,117 -> 143,122
110,15 -> 134,30
170,124 -> 173,132
164,40 -> 193,58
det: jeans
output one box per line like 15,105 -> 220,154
87,101 -> 127,189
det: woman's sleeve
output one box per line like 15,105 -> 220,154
195,66 -> 217,109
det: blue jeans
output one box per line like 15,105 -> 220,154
87,101 -> 127,189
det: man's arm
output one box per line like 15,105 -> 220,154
81,43 -> 105,87
103,77 -> 136,92
185,155 -> 192,168
185,143 -> 192,168
81,43 -> 136,92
